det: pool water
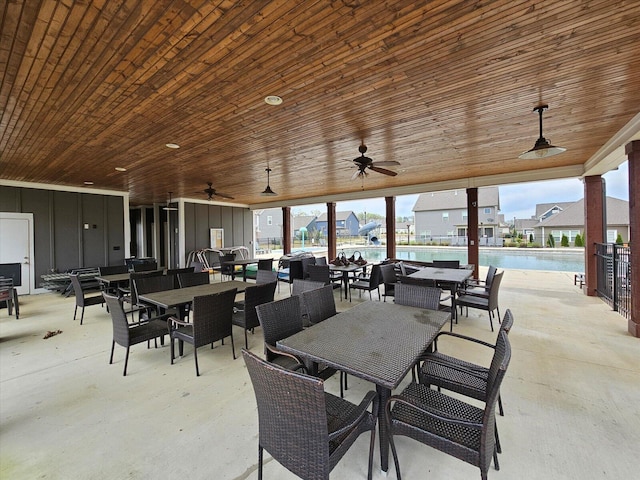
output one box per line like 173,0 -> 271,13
337,246 -> 585,273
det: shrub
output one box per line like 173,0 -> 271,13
529,233 -> 534,243
561,234 -> 569,247
547,233 -> 555,248
574,233 -> 583,247
615,234 -> 623,245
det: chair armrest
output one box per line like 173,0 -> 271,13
328,390 -> 378,441
168,316 -> 190,327
265,344 -> 307,372
433,331 -> 495,350
386,393 -> 482,430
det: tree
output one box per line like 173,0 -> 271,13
529,233 -> 534,243
615,233 -> 623,245
561,234 -> 569,247
547,233 -> 555,248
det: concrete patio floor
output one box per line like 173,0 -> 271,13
1,269 -> 638,479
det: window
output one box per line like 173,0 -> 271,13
462,210 -> 468,220
266,216 -> 273,226
484,207 -> 491,214
442,212 -> 449,222
607,230 -> 617,243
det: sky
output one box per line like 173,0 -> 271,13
293,161 -> 629,221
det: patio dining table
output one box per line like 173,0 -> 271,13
329,263 -> 367,299
408,266 -> 474,323
221,258 -> 259,281
96,272 -> 131,290
138,280 -> 247,319
277,300 -> 450,473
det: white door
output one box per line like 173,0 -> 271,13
0,213 -> 35,295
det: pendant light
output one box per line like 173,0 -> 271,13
163,192 -> 178,211
518,105 -> 566,159
260,166 -> 277,196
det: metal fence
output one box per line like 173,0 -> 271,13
595,243 -> 631,320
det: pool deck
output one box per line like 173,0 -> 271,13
1,268 -> 638,479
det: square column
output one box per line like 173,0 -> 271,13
625,140 -> 639,337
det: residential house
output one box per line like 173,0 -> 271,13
412,187 -> 501,246
254,208 -> 290,252
522,197 -> 630,245
315,211 -> 360,237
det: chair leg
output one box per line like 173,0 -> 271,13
194,346 -> 200,376
123,346 -> 130,376
170,336 -> 175,365
258,445 -> 264,480
109,340 -> 116,364
366,414 -> 376,480
495,422 -> 502,454
388,427 -> 402,480
493,444 -> 500,470
73,305 -> 78,321
488,310 -> 494,332
230,333 -> 236,360
244,329 -> 249,349
80,307 -> 85,325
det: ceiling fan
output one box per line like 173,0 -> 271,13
203,182 -> 234,200
351,144 -> 400,180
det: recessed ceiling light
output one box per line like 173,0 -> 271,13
84,181 -> 94,185
115,167 -> 127,172
165,143 -> 180,149
264,95 -> 283,106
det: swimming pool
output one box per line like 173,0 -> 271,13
337,246 -> 585,273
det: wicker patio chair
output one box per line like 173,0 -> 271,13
395,282 -> 452,328
0,277 -> 19,319
257,258 -> 274,271
242,349 -> 378,480
102,293 -> 169,376
457,271 -> 504,331
169,289 -> 237,376
291,279 -> 325,326
306,264 -> 341,291
177,271 -> 209,288
460,265 -> 497,298
300,284 -> 337,326
386,330 -> 511,480
256,269 -> 278,284
133,261 -> 158,272
379,263 -> 397,302
349,264 -> 382,301
420,309 -> 514,418
255,295 -> 306,372
167,266 -> 195,288
70,273 -> 104,325
300,284 -> 348,396
135,274 -> 176,317
232,281 -> 277,349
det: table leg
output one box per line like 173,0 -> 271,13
342,271 -> 349,300
377,384 -> 391,473
242,265 -> 247,282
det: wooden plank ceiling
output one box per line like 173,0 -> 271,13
1,0 -> 639,207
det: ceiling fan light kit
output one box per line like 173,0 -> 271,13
203,182 -> 234,200
351,143 -> 400,180
519,104 -> 566,159
261,167 -> 277,196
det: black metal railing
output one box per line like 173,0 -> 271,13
595,243 -> 631,320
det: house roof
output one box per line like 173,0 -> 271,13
316,211 -> 356,222
534,202 -> 575,220
540,197 -> 629,227
292,215 -> 317,230
412,187 -> 500,212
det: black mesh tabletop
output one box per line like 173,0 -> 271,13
278,301 -> 450,390
138,281 -> 246,309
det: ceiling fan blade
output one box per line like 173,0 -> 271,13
215,192 -> 234,200
369,166 -> 398,176
350,168 -> 362,181
371,160 -> 400,167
